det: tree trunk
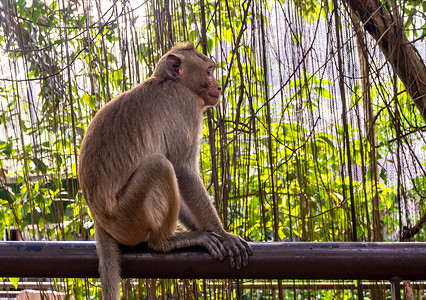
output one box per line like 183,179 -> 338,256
345,0 -> 426,121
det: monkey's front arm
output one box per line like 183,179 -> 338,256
175,164 -> 252,269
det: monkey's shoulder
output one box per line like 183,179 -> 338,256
101,78 -> 171,109
98,76 -> 200,114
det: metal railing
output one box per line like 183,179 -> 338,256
1,241 -> 426,299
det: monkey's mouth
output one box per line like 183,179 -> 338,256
204,94 -> 221,107
208,93 -> 221,99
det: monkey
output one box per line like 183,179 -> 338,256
78,42 -> 253,300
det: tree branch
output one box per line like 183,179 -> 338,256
345,0 -> 426,121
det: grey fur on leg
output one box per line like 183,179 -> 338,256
96,225 -> 121,300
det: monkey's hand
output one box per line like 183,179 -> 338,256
160,231 -> 227,261
220,232 -> 253,269
195,231 -> 228,262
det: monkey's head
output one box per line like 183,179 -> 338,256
153,42 -> 222,108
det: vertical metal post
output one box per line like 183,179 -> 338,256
356,280 -> 364,300
390,277 -> 401,300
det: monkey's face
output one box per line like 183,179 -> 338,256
198,64 -> 222,108
158,45 -> 222,109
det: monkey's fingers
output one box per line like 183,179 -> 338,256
236,236 -> 252,267
208,232 -> 228,257
241,238 -> 253,256
233,236 -> 251,269
208,232 -> 230,257
199,232 -> 226,261
208,233 -> 227,261
208,231 -> 225,242
226,241 -> 241,269
221,233 -> 251,270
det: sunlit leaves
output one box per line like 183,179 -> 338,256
82,93 -> 96,110
9,277 -> 19,290
0,0 -> 424,290
287,73 -> 333,112
291,0 -> 333,23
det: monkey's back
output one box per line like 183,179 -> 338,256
78,77 -> 203,216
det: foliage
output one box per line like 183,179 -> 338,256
0,0 -> 425,298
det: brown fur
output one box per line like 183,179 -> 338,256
78,42 -> 252,300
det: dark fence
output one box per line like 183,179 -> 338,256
1,241 -> 426,299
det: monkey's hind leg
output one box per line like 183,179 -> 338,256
96,224 -> 121,300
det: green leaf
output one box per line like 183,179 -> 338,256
31,9 -> 41,24
32,158 -> 47,173
54,38 -> 64,46
316,133 -> 336,149
9,277 -> 19,289
379,168 -> 387,182
82,93 -> 96,110
314,87 -> 333,99
71,162 -> 77,176
17,0 -> 25,11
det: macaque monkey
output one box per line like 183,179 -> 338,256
78,42 -> 252,300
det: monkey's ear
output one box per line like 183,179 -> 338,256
165,54 -> 184,80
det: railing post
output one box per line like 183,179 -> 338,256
390,277 -> 401,300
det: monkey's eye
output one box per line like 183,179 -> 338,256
206,68 -> 214,76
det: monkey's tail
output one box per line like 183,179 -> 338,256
95,224 -> 121,300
